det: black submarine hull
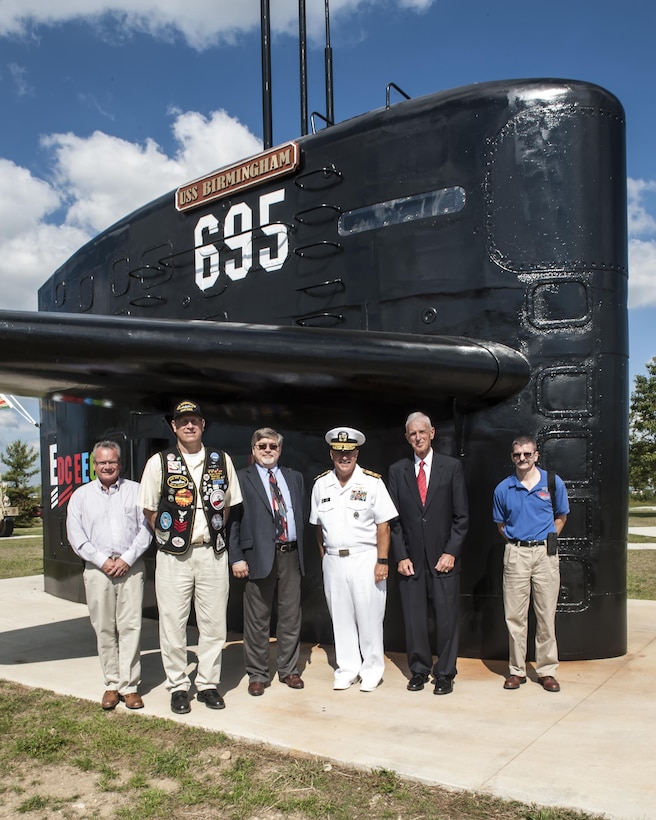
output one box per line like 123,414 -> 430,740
1,77 -> 627,660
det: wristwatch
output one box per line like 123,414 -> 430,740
376,558 -> 389,565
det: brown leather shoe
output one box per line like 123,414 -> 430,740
281,673 -> 304,689
101,690 -> 120,710
538,675 -> 561,692
248,681 -> 266,697
122,692 -> 144,709
503,675 -> 527,690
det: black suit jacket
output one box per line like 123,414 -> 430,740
388,451 -> 468,576
228,464 -> 305,579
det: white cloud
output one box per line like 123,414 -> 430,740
0,159 -> 78,311
628,178 -> 656,236
0,222 -> 88,311
43,130 -> 182,236
42,109 -> 262,236
628,177 -> 656,308
628,238 -> 656,309
0,0 -> 434,50
8,62 -> 32,95
0,109 -> 261,311
170,109 -> 262,179
0,158 -> 60,237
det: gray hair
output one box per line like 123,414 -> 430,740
405,411 -> 432,433
251,427 -> 283,448
92,440 -> 122,461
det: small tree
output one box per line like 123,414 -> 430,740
629,357 -> 656,497
0,439 -> 39,525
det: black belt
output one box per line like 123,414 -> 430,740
276,541 -> 297,552
509,539 -> 547,547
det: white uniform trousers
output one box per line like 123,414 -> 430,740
322,548 -> 386,688
503,543 -> 560,678
155,545 -> 229,692
83,558 -> 144,694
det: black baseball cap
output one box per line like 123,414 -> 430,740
172,400 -> 204,420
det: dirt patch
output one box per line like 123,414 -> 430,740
0,762 -> 133,818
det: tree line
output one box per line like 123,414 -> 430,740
0,440 -> 39,526
630,357 -> 656,499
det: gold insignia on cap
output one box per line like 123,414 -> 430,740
325,426 -> 365,450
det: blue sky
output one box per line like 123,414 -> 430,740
0,0 -> 654,458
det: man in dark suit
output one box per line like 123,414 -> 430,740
229,427 -> 306,696
388,412 -> 469,695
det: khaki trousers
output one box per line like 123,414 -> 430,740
83,558 -> 144,694
155,546 -> 229,692
503,543 -> 560,678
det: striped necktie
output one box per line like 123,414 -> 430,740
268,469 -> 288,542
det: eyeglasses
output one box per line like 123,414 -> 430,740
511,452 -> 535,460
96,461 -> 120,467
255,443 -> 279,451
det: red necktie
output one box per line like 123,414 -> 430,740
417,460 -> 427,505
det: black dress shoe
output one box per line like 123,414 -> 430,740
407,672 -> 430,692
171,691 -> 191,714
433,676 -> 454,695
197,688 -> 226,709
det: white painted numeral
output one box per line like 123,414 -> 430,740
193,189 -> 289,292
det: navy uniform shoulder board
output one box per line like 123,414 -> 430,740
314,469 -> 332,482
362,468 -> 381,479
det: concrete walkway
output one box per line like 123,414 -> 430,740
628,526 -> 656,538
0,575 -> 654,820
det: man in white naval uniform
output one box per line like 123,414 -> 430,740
310,427 -> 398,692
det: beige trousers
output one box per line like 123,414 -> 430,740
503,543 -> 560,678
155,546 -> 229,692
83,558 -> 144,694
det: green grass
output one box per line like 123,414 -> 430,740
626,550 -> 656,600
14,524 -> 44,536
0,518 -> 649,818
0,537 -> 43,578
628,509 -> 656,544
0,680 -> 602,820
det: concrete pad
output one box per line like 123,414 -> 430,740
1,575 -> 655,820
628,527 -> 656,538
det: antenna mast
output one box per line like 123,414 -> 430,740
299,0 -> 308,135
324,0 -> 334,125
260,0 -> 273,149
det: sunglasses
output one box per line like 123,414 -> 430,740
255,443 -> 279,451
511,451 -> 535,459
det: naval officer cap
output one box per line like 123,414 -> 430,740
172,400 -> 204,420
325,427 -> 366,451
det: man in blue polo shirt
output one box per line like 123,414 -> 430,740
493,435 -> 569,693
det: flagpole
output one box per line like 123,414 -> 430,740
0,394 -> 39,427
